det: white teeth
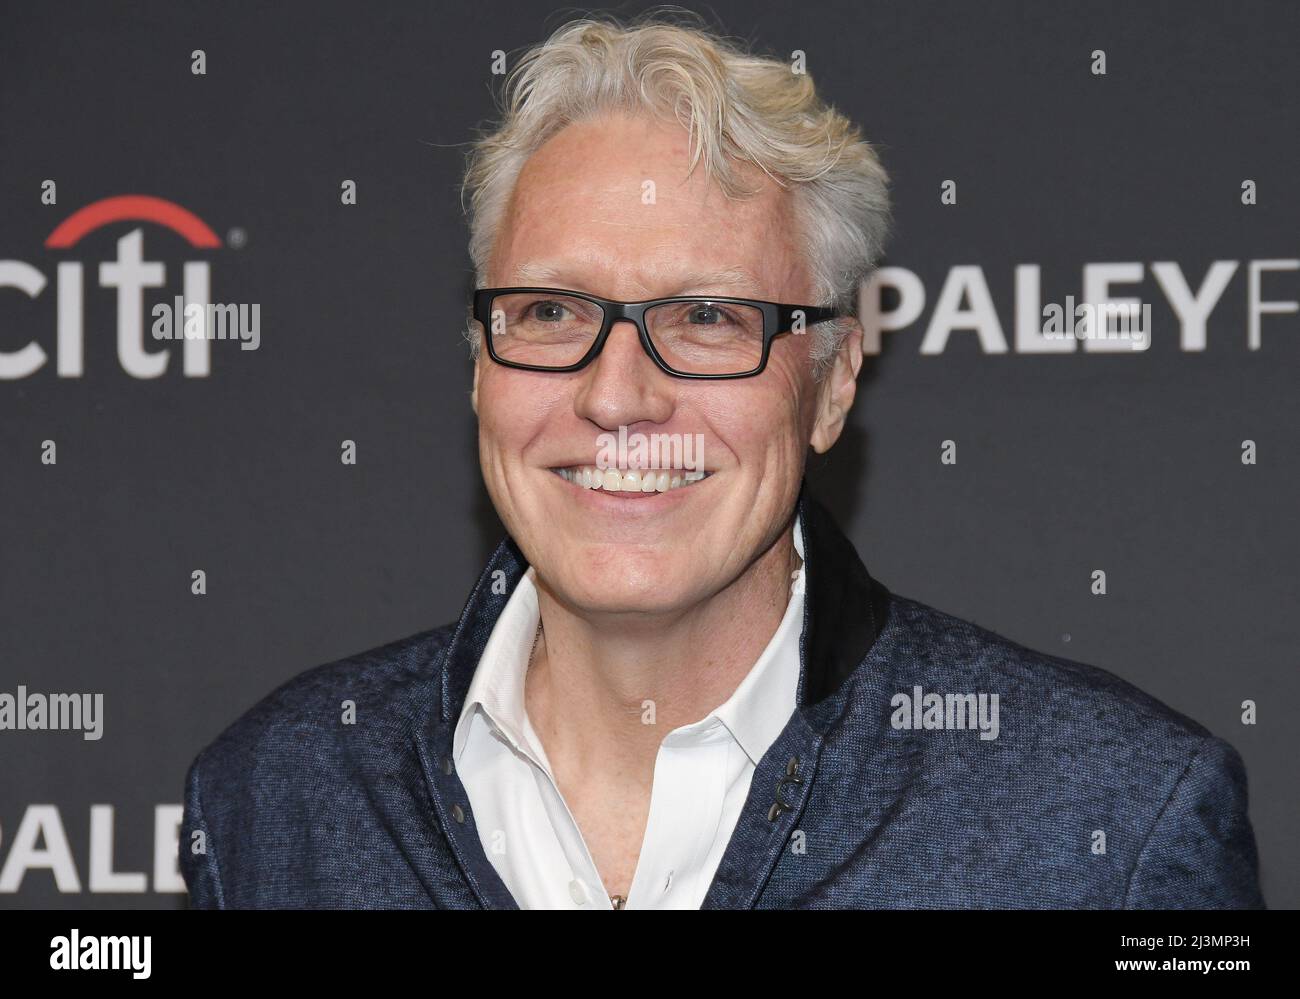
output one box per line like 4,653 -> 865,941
552,466 -> 710,493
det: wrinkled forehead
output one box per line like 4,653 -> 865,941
490,113 -> 805,299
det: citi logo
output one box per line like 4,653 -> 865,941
0,194 -> 257,379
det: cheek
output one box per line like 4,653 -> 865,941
766,354 -> 818,431
699,385 -> 806,472
478,369 -> 573,471
478,369 -> 532,445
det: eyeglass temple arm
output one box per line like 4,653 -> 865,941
775,304 -> 847,335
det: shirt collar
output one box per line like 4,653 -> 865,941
706,515 -> 804,764
452,566 -> 540,763
452,515 -> 806,768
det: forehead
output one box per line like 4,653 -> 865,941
490,112 -> 805,299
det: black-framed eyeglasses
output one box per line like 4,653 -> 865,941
472,287 -> 846,379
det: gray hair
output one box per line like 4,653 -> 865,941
460,10 -> 892,378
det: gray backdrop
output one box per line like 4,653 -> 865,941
1,0 -> 1296,908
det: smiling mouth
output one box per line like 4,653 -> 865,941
550,465 -> 712,493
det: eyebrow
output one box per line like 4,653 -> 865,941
509,263 -> 764,298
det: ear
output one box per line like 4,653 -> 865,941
810,320 -> 864,454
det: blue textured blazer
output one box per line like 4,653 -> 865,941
179,485 -> 1265,908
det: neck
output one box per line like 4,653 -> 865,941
524,515 -> 801,782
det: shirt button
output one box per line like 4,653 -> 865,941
663,871 -> 673,893
451,803 -> 465,823
568,879 -> 588,906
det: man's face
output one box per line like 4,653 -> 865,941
473,111 -> 861,617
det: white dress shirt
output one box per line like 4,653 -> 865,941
452,515 -> 806,909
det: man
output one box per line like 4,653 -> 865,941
179,14 -> 1263,909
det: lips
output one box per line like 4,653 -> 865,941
550,464 -> 711,493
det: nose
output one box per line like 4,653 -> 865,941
572,319 -> 676,430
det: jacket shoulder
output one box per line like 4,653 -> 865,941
868,598 -> 1263,910
200,623 -> 456,766
178,624 -> 456,907
879,593 -> 1216,748
830,594 -> 1262,907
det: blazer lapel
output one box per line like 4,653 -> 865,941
420,536 -> 531,908
340,537 -> 528,909
701,480 -> 894,908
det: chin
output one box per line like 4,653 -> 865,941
545,561 -> 700,617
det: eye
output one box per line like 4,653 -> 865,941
530,300 -> 571,322
688,303 -> 730,325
